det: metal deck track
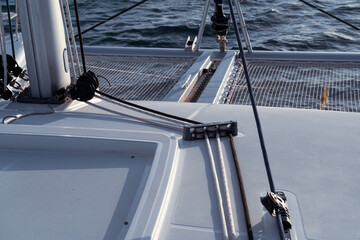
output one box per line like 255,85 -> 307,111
83,54 -> 196,101
226,60 -> 360,112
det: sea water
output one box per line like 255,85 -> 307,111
74,0 -> 359,52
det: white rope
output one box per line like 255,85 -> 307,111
205,133 -> 229,240
216,131 -> 236,239
0,1 -> 8,90
59,0 -> 77,83
2,106 -> 55,124
64,0 -> 82,76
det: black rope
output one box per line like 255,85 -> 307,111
73,0 -> 87,74
299,0 -> 360,31
76,0 -> 149,37
6,0 -> 15,59
226,0 -> 285,239
95,90 -> 200,125
226,0 -> 275,200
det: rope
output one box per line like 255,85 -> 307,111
226,0 -> 285,239
298,0 -> 360,31
216,132 -> 236,239
94,94 -> 186,128
76,0 -> 149,37
95,90 -> 200,125
86,101 -> 183,132
2,106 -> 55,124
205,133 -> 229,240
73,0 -> 86,74
229,133 -> 253,240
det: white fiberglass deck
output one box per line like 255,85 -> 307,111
0,130 -> 160,239
0,99 -> 358,240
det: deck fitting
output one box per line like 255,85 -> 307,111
183,121 -> 237,141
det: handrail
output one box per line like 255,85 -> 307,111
5,0 -> 15,58
15,0 -> 19,40
195,0 -> 211,52
233,0 -> 252,53
0,3 -> 8,90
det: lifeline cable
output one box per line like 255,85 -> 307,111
299,0 -> 360,31
76,0 -> 149,37
73,0 -> 87,74
5,0 -> 15,59
226,0 -> 286,239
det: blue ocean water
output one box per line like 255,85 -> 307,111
74,0 -> 360,52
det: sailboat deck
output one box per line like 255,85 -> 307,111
226,60 -> 360,112
81,47 -> 360,112
86,55 -> 197,101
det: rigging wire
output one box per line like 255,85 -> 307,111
5,0 -> 15,59
298,0 -> 360,31
0,5 -> 8,91
59,0 -> 77,83
75,0 -> 149,37
64,0 -> 82,77
226,0 -> 285,239
73,0 -> 87,74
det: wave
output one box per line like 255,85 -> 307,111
77,0 -> 359,51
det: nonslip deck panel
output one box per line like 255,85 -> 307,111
0,134 -> 156,240
226,60 -> 360,112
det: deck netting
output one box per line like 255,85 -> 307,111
226,60 -> 360,112
82,55 -> 196,101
